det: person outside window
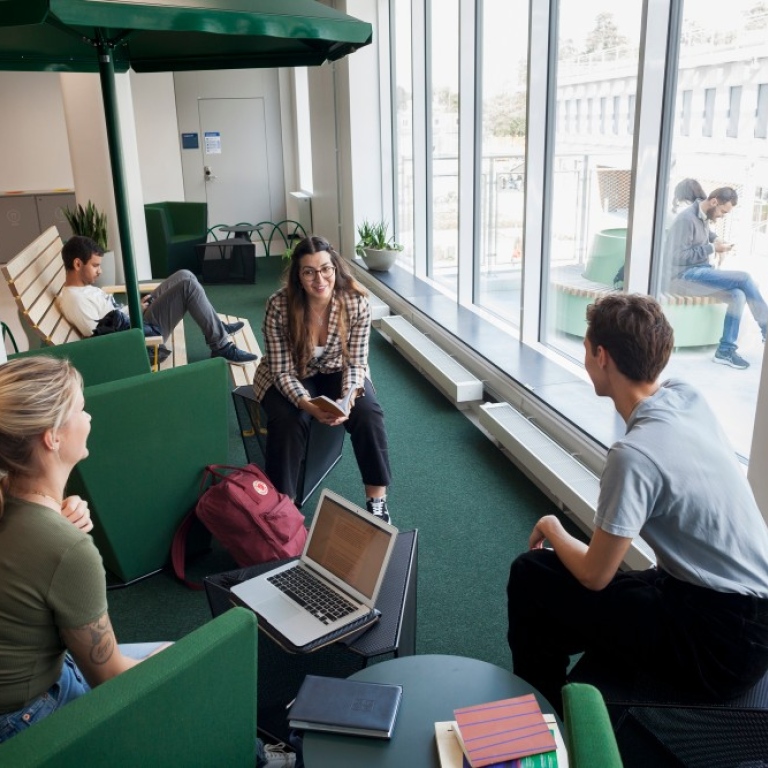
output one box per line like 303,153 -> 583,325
665,186 -> 768,369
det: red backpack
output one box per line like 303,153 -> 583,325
172,464 -> 308,589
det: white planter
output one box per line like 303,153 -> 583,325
94,249 -> 116,287
361,247 -> 399,272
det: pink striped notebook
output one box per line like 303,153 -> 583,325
453,694 -> 557,768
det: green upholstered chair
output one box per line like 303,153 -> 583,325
0,608 -> 258,768
9,329 -> 151,387
144,201 -> 208,278
68,358 -> 230,584
562,683 -> 624,768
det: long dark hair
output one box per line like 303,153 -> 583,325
284,235 -> 366,378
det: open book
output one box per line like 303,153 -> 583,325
308,388 -> 355,418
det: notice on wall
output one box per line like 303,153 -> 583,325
204,131 -> 222,155
181,132 -> 199,150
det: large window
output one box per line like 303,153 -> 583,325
387,0 -> 766,463
542,4 -> 642,364
476,0 -> 529,326
657,1 -> 768,459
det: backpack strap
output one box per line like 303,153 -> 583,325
171,507 -> 205,590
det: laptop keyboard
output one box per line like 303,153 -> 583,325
268,567 -> 357,625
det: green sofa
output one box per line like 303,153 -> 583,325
562,683 -> 623,767
144,201 -> 208,278
67,357 -> 230,583
9,329 -> 151,387
0,608 -> 258,767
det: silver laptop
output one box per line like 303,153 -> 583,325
230,489 -> 398,648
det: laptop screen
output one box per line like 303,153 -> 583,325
305,494 -> 394,600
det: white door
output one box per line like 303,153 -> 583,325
198,97 -> 273,230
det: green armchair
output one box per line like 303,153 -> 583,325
0,608 -> 258,767
9,329 -> 151,387
562,683 -> 623,767
144,201 -> 208,278
67,357 -> 230,583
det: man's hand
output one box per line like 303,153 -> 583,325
61,495 -> 94,533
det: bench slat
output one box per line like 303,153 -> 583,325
217,313 -> 261,388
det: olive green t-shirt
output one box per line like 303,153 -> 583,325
0,498 -> 107,712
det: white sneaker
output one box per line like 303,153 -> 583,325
263,742 -> 296,768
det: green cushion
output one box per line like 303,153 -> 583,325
9,330 -> 151,386
68,358 -> 230,583
144,202 -> 207,278
562,683 -> 623,767
0,608 -> 258,767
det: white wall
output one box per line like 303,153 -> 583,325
0,72 -> 73,191
130,71 -> 185,204
173,68 -> 286,219
307,0 -> 383,259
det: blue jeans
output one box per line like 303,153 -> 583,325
678,266 -> 768,353
0,655 -> 90,744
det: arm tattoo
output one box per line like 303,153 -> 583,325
83,614 -> 116,665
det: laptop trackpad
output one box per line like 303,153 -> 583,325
260,595 -> 304,622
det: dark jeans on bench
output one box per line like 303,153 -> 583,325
507,548 -> 768,716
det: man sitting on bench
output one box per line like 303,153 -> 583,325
58,236 -> 256,366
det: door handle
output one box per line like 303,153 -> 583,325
204,165 -> 217,182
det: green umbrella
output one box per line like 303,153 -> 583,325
0,0 -> 372,326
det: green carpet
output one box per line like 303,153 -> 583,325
107,257 -> 574,671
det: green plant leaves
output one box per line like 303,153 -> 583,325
64,201 -> 108,251
355,219 -> 403,256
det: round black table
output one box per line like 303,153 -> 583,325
302,654 -> 558,768
217,223 -> 262,241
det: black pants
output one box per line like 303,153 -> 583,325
261,372 -> 391,500
507,549 -> 768,715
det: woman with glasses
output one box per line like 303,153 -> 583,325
253,235 -> 392,522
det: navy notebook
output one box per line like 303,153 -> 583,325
288,674 -> 403,739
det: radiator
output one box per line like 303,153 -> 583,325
380,315 -> 484,406
479,401 -> 654,570
368,294 -> 391,327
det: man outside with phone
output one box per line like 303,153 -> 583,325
665,186 -> 767,369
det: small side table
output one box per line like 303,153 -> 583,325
204,529 -> 418,742
302,655 -> 559,768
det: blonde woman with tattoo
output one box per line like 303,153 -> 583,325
0,356 -> 167,743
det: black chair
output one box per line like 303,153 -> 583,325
569,653 -> 768,767
231,385 -> 344,508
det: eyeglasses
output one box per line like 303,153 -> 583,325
300,265 -> 336,280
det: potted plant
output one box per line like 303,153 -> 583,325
355,220 -> 403,272
64,201 -> 115,285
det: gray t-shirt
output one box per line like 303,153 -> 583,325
595,379 -> 768,598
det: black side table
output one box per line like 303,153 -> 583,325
204,529 -> 418,742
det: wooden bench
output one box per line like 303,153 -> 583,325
552,267 -> 726,347
2,226 -> 186,370
217,311 -> 261,386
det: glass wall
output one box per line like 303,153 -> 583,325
393,0 -> 415,272
387,0 -> 766,462
428,0 -> 459,296
655,0 -> 768,458
542,3 -> 643,364
476,0 -> 529,327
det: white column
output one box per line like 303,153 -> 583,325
59,71 -> 152,282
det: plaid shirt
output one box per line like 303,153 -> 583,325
253,288 -> 371,407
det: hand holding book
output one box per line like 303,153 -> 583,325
308,388 -> 356,418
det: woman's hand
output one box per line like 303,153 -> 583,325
300,399 -> 347,426
61,495 -> 94,533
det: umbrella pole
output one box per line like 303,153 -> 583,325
96,40 -> 143,330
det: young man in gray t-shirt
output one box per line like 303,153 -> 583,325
507,294 -> 768,715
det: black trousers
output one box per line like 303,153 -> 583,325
261,372 -> 392,500
507,549 -> 768,715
